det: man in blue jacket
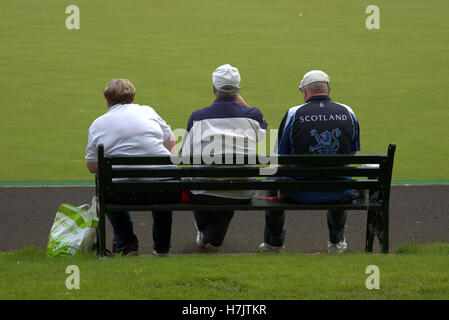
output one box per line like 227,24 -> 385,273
181,64 -> 267,249
260,70 -> 360,254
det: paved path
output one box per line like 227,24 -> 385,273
1,186 -> 448,254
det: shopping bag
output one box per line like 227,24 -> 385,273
46,196 -> 99,257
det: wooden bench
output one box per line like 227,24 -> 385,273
95,143 -> 396,256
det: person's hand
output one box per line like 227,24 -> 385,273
235,93 -> 248,106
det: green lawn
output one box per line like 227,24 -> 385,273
0,243 -> 448,300
0,0 -> 448,182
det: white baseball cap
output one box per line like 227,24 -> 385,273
212,64 -> 241,93
299,70 -> 330,91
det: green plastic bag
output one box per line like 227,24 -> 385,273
46,196 -> 99,257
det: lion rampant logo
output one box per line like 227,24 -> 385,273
309,128 -> 341,154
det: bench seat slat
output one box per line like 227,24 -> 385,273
104,198 -> 383,212
105,199 -> 382,212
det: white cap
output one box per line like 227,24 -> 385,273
299,70 -> 330,91
212,64 -> 241,93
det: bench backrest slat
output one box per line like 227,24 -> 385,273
97,144 -> 396,196
108,179 -> 380,192
109,167 -> 383,179
105,154 -> 387,166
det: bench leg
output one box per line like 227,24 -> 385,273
365,209 -> 376,252
381,207 -> 389,254
375,209 -> 389,254
98,205 -> 107,257
365,209 -> 388,253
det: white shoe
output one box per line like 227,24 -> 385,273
328,239 -> 348,254
152,250 -> 169,257
196,231 -> 208,248
259,242 -> 284,253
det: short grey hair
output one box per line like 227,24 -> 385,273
214,85 -> 239,98
303,81 -> 330,94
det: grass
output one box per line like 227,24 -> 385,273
0,0 -> 448,181
1,243 -> 448,300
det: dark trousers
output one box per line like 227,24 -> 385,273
191,194 -> 250,247
106,188 -> 181,253
264,194 -> 352,246
264,210 -> 347,246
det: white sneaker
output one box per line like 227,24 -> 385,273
152,250 -> 169,257
196,231 -> 208,248
259,242 -> 284,253
327,239 -> 348,254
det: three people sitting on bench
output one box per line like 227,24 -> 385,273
86,67 -> 360,255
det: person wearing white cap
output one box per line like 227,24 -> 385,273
211,63 -> 247,103
180,64 -> 267,249
259,70 -> 361,254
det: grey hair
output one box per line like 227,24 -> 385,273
303,81 -> 330,94
214,85 -> 239,98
